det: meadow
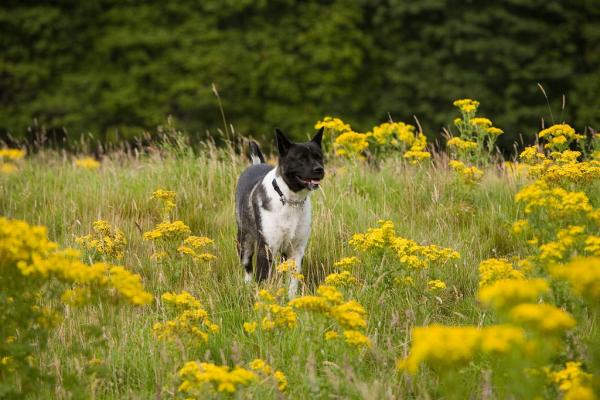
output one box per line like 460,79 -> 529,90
1,100 -> 599,399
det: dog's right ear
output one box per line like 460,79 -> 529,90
275,128 -> 292,157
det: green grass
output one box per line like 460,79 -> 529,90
0,147 -> 583,399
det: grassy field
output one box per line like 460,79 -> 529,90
1,132 -> 598,398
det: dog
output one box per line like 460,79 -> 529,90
235,127 -> 325,297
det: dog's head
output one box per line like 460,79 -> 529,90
275,127 -> 325,192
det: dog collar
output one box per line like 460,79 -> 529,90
272,179 -> 306,208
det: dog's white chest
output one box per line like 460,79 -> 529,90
260,199 -> 311,253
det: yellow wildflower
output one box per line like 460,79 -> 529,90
478,279 -> 549,310
323,271 -> 358,287
487,127 -> 503,136
539,225 -> 585,263
74,157 -> 100,170
343,330 -> 371,348
427,279 -> 446,291
447,137 -> 477,150
509,303 -> 576,334
395,276 -> 414,287
330,300 -> 367,330
511,219 -> 529,235
178,361 -> 256,394
398,324 -> 526,374
143,220 -> 191,241
276,259 -> 296,273
0,163 -> 18,174
584,235 -> 600,256
550,257 -> 600,303
243,322 -> 257,333
478,258 -> 524,287
60,287 -> 91,306
325,330 -> 339,340
315,117 -> 352,135
0,148 -> 26,160
470,117 -> 492,127
316,285 -> 344,305
398,325 -> 481,373
273,370 -> 288,391
538,124 -> 584,147
369,121 -> 417,146
449,160 -> 483,184
154,291 -> 218,344
75,220 -> 127,259
249,359 -> 272,375
551,361 -> 593,393
288,295 -> 331,313
453,98 -> 480,114
334,131 -> 369,158
333,256 -> 360,270
519,146 -> 546,164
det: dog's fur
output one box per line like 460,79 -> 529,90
235,128 -> 325,297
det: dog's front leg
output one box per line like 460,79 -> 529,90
256,236 -> 273,282
287,250 -> 304,298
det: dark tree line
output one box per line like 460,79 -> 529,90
1,0 -> 599,150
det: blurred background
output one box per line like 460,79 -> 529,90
1,0 -> 599,152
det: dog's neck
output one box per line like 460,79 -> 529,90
273,167 -> 310,203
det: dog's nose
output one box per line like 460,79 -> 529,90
313,166 -> 324,175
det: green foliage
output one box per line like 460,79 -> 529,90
1,1 -> 599,146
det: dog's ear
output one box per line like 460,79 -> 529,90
311,127 -> 324,147
275,128 -> 292,157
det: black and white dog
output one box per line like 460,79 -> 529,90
235,127 -> 325,297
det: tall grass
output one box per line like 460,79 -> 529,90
0,145 -> 576,399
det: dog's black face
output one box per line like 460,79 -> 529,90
276,127 -> 325,192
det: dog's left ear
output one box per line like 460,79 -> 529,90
311,127 -> 324,147
275,128 -> 292,157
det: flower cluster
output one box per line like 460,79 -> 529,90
143,220 -> 191,241
143,188 -> 216,264
350,220 -> 459,269
315,117 -> 431,163
508,303 -> 576,334
333,256 -> 360,270
0,148 -> 26,174
1,217 -> 152,305
249,358 -> 288,392
178,361 -> 256,395
177,358 -> 288,397
288,284 -> 371,348
549,361 -> 595,399
538,124 -> 584,151
177,236 -> 217,262
478,258 -> 524,287
550,257 -> 600,304
75,220 -> 127,259
478,278 -> 549,310
334,131 -> 369,159
448,160 -> 484,185
1,217 -> 151,391
150,188 -> 176,218
448,98 -> 503,183
397,324 -> 526,374
518,140 -> 600,185
323,270 -> 358,287
153,291 -> 218,345
74,157 -> 101,170
515,179 -> 593,218
247,289 -> 298,332
452,100 -> 503,153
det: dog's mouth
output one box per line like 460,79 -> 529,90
297,176 -> 322,190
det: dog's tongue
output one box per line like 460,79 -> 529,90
308,180 -> 321,190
